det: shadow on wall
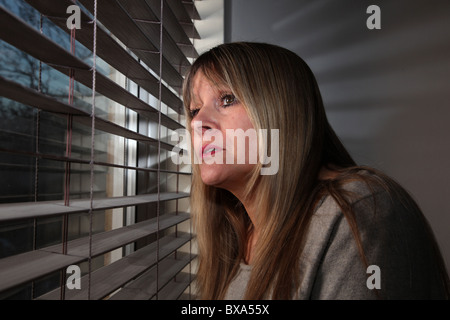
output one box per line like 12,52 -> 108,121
228,0 -> 450,273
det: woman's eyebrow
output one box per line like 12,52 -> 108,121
190,93 -> 202,108
215,83 -> 233,93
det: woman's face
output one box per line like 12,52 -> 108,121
189,71 -> 256,194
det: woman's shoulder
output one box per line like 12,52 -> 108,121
301,167 -> 448,299
316,166 -> 416,213
312,167 -> 427,244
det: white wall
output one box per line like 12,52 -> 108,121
227,0 -> 450,274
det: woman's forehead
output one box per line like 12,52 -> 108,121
190,70 -> 232,100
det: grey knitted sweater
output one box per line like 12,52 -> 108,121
224,176 -> 447,299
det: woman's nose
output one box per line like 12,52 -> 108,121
191,104 -> 218,135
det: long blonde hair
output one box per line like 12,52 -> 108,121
183,42 -> 449,299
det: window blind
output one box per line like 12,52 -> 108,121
0,0 -> 200,300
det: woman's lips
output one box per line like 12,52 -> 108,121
201,144 -> 224,158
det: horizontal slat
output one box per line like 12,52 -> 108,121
42,212 -> 190,257
0,75 -> 83,115
118,0 -> 195,64
75,114 -> 179,151
157,271 -> 191,300
37,233 -> 191,300
140,0 -> 199,58
78,0 -> 186,91
0,76 -> 180,151
0,212 -> 190,294
24,0 -> 185,118
182,0 -> 201,21
108,252 -> 194,300
0,250 -> 80,293
0,6 -> 184,124
0,192 -> 189,222
0,128 -> 106,156
0,147 -> 192,177
166,0 -> 200,40
0,6 -> 86,69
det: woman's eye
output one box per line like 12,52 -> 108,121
221,94 -> 237,107
189,108 -> 199,118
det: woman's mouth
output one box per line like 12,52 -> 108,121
202,144 -> 223,158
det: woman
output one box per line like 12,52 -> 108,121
182,42 -> 449,299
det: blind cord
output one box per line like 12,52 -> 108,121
32,12 -> 44,300
88,0 -> 98,301
155,0 -> 164,300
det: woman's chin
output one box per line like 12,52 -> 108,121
200,169 -> 224,187
199,163 -> 255,193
